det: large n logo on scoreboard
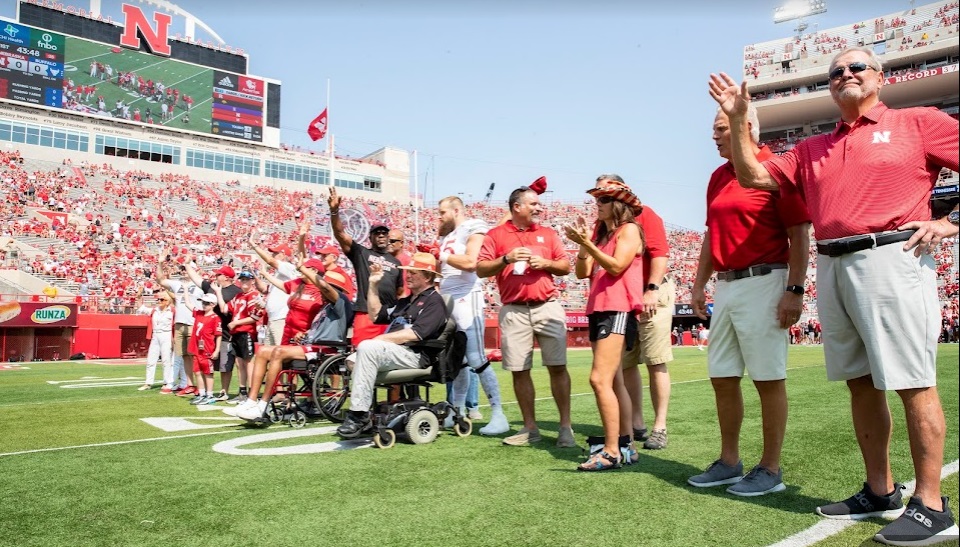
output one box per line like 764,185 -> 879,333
119,3 -> 173,56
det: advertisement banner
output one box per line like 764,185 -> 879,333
0,301 -> 78,327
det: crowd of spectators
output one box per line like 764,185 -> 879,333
0,151 -> 957,326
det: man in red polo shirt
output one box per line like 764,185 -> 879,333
688,105 -> 810,497
477,185 -> 575,448
710,46 -> 959,545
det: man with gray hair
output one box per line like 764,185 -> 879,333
710,46 -> 959,545
687,104 -> 810,496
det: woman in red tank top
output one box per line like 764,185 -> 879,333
565,176 -> 645,471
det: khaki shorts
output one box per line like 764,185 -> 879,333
708,269 -> 788,381
265,318 -> 286,346
817,242 -> 939,390
621,276 -> 676,368
173,323 -> 191,357
500,300 -> 567,372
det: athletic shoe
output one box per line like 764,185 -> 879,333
643,429 -> 668,450
479,409 -> 509,436
816,482 -> 906,521
726,465 -> 786,497
176,386 -> 198,397
556,426 -> 577,448
215,390 -> 229,402
688,459 -> 744,488
875,496 -> 959,546
336,411 -> 372,438
226,393 -> 247,405
467,408 -> 483,421
188,395 -> 206,405
502,428 -> 542,446
221,398 -> 254,416
137,384 -> 151,391
238,400 -> 268,420
159,386 -> 174,395
202,396 -> 218,405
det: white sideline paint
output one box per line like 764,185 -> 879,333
141,417 -> 241,432
768,460 -> 960,547
211,426 -> 373,456
47,377 -> 141,384
63,381 -> 147,389
0,428 -> 248,458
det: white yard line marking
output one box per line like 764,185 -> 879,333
769,460 -> 960,547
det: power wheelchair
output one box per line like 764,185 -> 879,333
319,297 -> 471,448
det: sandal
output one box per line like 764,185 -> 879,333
577,450 -> 622,472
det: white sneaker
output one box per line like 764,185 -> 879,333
224,398 -> 257,417
467,408 -> 483,420
479,409 -> 510,436
137,384 -> 151,391
238,400 -> 267,421
443,406 -> 466,429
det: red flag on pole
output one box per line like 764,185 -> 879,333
307,108 -> 328,141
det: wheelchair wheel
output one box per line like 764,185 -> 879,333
453,417 -> 472,437
267,406 -> 284,424
404,409 -> 439,445
373,428 -> 396,449
312,354 -> 350,423
289,410 -> 307,429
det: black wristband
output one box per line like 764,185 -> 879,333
502,255 -> 510,265
785,284 -> 804,295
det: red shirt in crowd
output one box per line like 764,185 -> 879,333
636,206 -> 669,286
763,103 -> 959,240
707,146 -> 810,271
479,220 -> 567,305
188,311 -> 221,357
226,290 -> 263,336
282,279 -> 324,343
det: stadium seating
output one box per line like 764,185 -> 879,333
1,148 -> 957,324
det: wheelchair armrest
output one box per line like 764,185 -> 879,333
404,338 -> 446,350
311,340 -> 351,348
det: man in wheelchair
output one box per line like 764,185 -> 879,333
336,253 -> 449,438
231,261 -> 353,421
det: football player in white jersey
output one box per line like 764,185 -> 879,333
436,196 -> 509,435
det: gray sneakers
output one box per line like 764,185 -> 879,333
726,465 -> 786,497
502,428 -> 542,446
688,459 -> 744,488
643,429 -> 667,450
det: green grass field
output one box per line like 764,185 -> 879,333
0,345 -> 957,547
63,36 -> 214,134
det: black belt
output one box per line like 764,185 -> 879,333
716,263 -> 787,282
508,300 -> 551,307
816,230 -> 915,257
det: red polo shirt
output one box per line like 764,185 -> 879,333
636,206 -> 669,286
707,146 -> 810,271
479,220 -> 567,305
764,103 -> 959,240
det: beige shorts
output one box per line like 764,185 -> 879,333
500,300 -> 567,372
173,323 -> 191,357
708,269 -> 788,381
817,242 -> 939,390
621,276 -> 676,368
265,318 -> 286,346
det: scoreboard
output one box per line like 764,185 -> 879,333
0,22 -> 64,108
0,20 -> 270,144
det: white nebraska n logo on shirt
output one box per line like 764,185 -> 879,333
872,131 -> 891,143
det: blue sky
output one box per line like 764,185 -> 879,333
1,0 -> 917,229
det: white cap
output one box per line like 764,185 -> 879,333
200,293 -> 218,304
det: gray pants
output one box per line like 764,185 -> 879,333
349,339 -> 422,410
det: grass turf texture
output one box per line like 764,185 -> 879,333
63,36 -> 215,135
0,345 -> 956,547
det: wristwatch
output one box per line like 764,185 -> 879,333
948,210 -> 959,226
646,283 -> 660,291
786,285 -> 804,295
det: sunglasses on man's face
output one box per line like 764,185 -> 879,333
828,62 -> 876,80
389,239 -> 403,244
596,196 -> 615,204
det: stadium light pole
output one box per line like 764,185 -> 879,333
774,0 -> 827,35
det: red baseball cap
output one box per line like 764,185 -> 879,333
317,245 -> 340,256
302,258 -> 326,273
214,265 -> 236,278
323,270 -> 351,294
268,243 -> 292,256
